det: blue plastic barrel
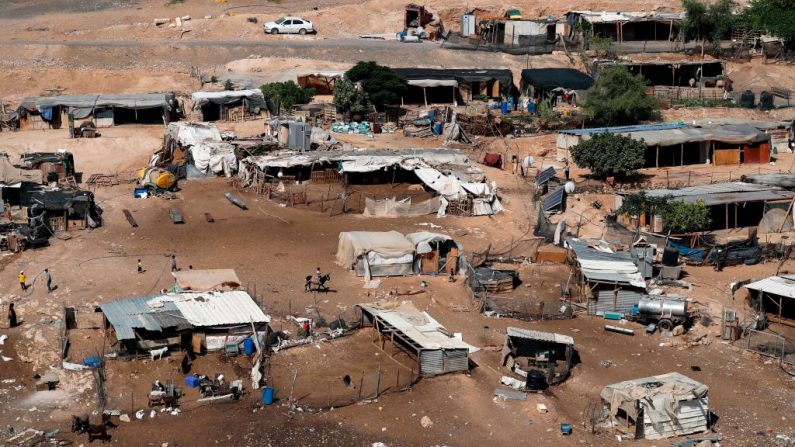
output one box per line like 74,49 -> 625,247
527,103 -> 537,114
432,123 -> 442,135
500,101 -> 509,114
261,386 -> 274,405
243,338 -> 255,355
83,355 -> 101,368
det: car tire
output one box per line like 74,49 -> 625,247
271,28 -> 279,35
299,28 -> 307,35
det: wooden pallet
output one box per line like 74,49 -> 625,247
86,173 -> 119,187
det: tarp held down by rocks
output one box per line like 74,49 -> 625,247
600,372 -> 709,440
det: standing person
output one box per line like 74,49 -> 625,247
316,267 -> 322,284
18,271 -> 25,291
171,255 -> 178,272
564,161 -> 570,181
44,268 -> 53,293
137,259 -> 143,274
8,303 -> 16,328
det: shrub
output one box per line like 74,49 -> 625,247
332,78 -> 370,114
570,132 -> 647,178
662,200 -> 712,232
344,61 -> 408,111
260,81 -> 315,112
584,65 -> 661,126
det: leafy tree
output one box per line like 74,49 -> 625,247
570,132 -> 647,178
583,66 -> 661,126
662,200 -> 712,232
332,78 -> 370,114
618,192 -> 670,219
745,0 -> 795,44
223,79 -> 234,91
260,81 -> 315,112
682,0 -> 739,49
344,61 -> 408,111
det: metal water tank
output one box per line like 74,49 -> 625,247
638,296 -> 688,317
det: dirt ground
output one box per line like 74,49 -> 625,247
2,1 -> 795,446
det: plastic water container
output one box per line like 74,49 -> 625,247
528,103 -> 537,114
83,356 -> 101,368
184,375 -> 200,388
243,338 -> 255,356
432,123 -> 442,135
500,101 -> 509,114
261,386 -> 274,405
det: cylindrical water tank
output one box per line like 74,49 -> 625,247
638,296 -> 688,317
662,246 -> 679,266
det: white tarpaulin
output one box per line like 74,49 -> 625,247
407,79 -> 459,88
168,122 -> 222,147
191,142 -> 237,177
414,167 -> 467,199
336,231 -> 416,269
363,196 -> 444,218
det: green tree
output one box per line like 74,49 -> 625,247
662,200 -> 712,232
584,66 -> 661,126
746,0 -> 795,44
570,132 -> 647,178
682,0 -> 739,49
344,61 -> 408,111
223,79 -> 234,91
618,192 -> 670,219
260,81 -> 315,112
332,78 -> 370,114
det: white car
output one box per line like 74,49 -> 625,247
264,17 -> 315,35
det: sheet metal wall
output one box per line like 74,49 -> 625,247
588,290 -> 643,315
420,349 -> 469,375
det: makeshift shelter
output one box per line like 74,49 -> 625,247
357,301 -> 476,376
362,196 -> 444,218
501,327 -> 574,385
600,372 -> 709,440
23,188 -> 103,233
743,275 -> 795,325
190,90 -> 265,122
565,237 -> 646,313
566,11 -> 684,44
297,72 -> 342,95
520,68 -> 594,103
266,119 -> 312,151
593,60 -> 725,87
17,93 -> 178,130
477,18 -> 559,46
100,290 -> 270,353
336,231 -> 416,277
155,122 -> 237,178
558,123 -> 772,167
639,182 -> 795,231
406,232 -> 460,275
0,156 -> 44,186
172,269 -> 242,292
392,68 -> 514,105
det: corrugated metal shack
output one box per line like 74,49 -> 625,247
641,182 -> 794,231
357,302 -> 476,376
565,237 -> 647,314
557,122 -> 771,167
744,274 -> 795,325
100,290 -> 270,354
600,372 -> 709,440
501,327 -> 575,385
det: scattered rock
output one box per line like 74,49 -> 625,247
154,18 -> 169,26
119,414 -> 130,423
181,16 -> 191,21
204,15 -> 212,19
421,415 -> 433,428
673,325 -> 686,336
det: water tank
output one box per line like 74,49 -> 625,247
662,246 -> 679,266
525,370 -> 548,390
461,14 -> 476,37
564,181 -> 576,194
638,296 -> 688,317
740,90 -> 755,108
760,91 -> 774,110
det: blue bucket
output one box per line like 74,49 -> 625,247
243,338 -> 255,355
261,386 -> 274,405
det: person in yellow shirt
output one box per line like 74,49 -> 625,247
18,271 -> 26,291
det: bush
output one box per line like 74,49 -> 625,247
332,78 -> 370,114
247,17 -> 258,24
745,0 -> 795,44
584,65 -> 661,126
260,81 -> 315,112
570,132 -> 647,178
223,79 -> 234,91
662,200 -> 712,232
682,0 -> 739,47
344,61 -> 408,111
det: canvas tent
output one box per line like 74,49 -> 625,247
336,231 -> 416,277
521,68 -> 595,101
191,90 -> 265,122
406,231 -> 459,275
392,68 -> 515,105
17,93 -> 178,129
357,301 -> 476,376
600,372 -> 709,440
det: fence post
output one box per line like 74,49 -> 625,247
687,171 -> 691,187
375,365 -> 381,398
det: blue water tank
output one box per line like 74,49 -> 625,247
184,375 -> 200,388
261,386 -> 274,405
83,356 -> 101,368
243,338 -> 256,355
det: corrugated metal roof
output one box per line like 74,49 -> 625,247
101,291 -> 269,341
507,327 -> 574,345
542,187 -> 565,211
559,123 -> 687,136
358,302 -> 476,352
673,190 -> 794,206
645,182 -> 771,198
744,275 -> 795,299
535,166 -> 557,186
566,238 -> 646,288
